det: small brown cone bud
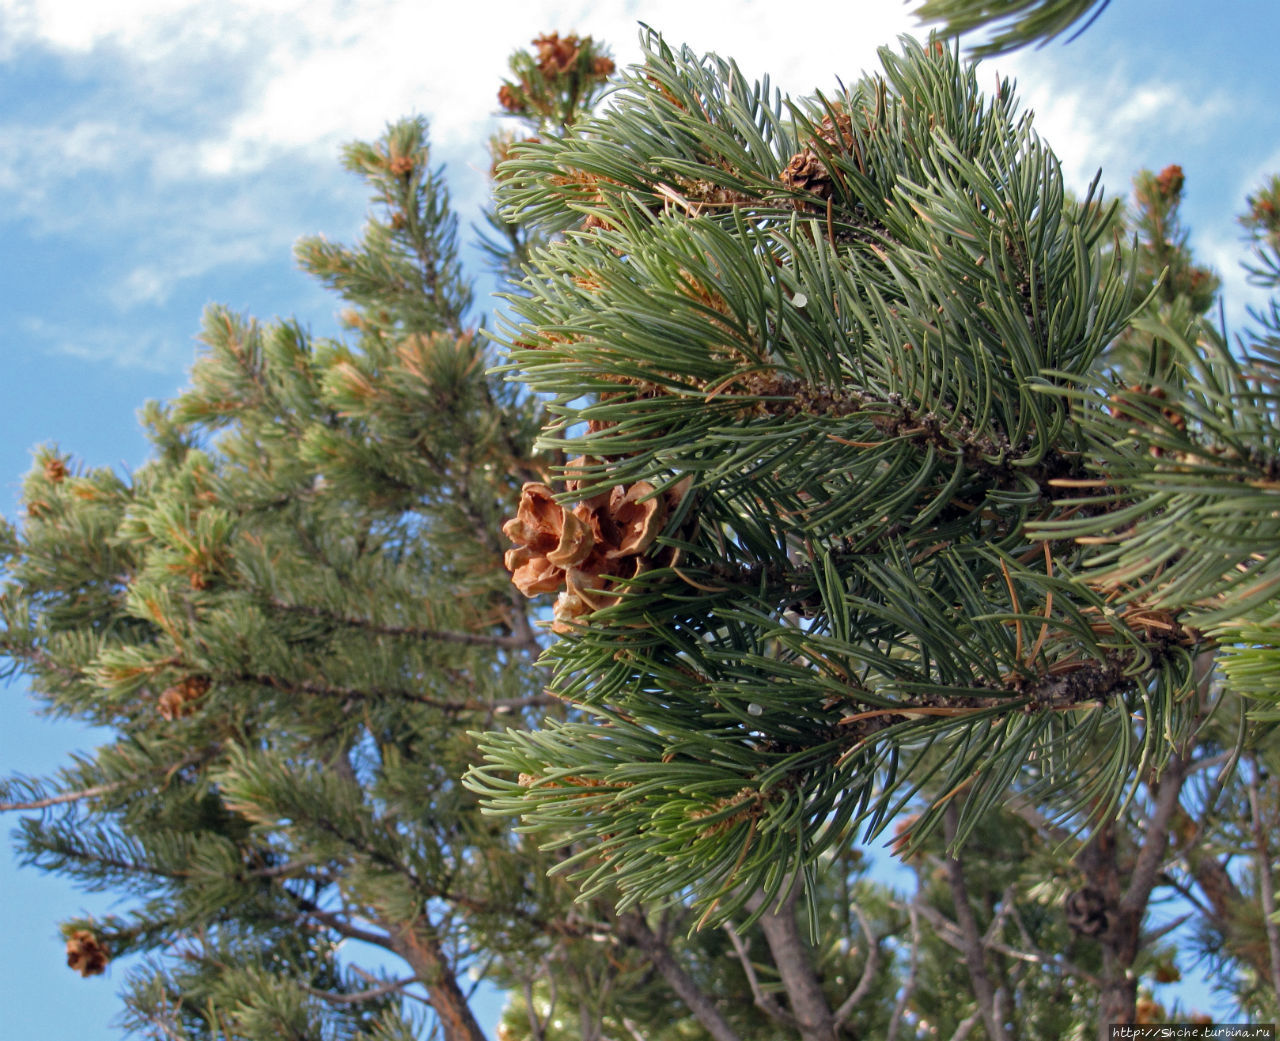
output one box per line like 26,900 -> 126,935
497,83 -> 523,113
533,32 -> 580,76
1135,997 -> 1164,1024
158,675 -> 211,720
780,148 -> 834,201
44,457 -> 68,484
388,155 -> 414,177
1154,163 -> 1184,200
889,814 -> 921,860
157,687 -> 186,720
66,930 -> 109,977
780,111 -> 854,206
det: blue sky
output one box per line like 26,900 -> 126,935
2,1 -> 1278,1037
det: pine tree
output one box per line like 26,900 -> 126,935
0,114 -> 548,1041
0,37 -> 606,1041
7,13 -> 1280,1041
466,24 -> 1280,1037
0,33 -> 923,1041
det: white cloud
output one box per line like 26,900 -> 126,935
0,0 -> 925,355
19,314 -> 195,372
998,54 -> 1231,198
2,0 -> 1273,369
4,1 -> 922,178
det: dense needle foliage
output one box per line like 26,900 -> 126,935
6,6 -> 1280,1039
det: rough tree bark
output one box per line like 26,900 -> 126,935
943,806 -> 1009,1041
620,913 -> 744,1041
388,919 -> 489,1041
746,883 -> 843,1041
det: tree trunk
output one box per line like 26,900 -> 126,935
1082,750 -> 1189,1041
943,806 -> 1008,1041
1097,947 -> 1139,1036
621,913 -> 743,1041
748,884 -> 843,1041
389,920 -> 489,1041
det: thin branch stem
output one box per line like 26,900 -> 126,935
302,975 -> 419,1004
0,782 -> 122,813
948,1009 -> 982,1041
1122,751 -> 1189,916
303,908 -> 396,952
1247,754 -> 1280,996
944,805 -> 1008,1041
834,902 -> 881,1025
622,912 -> 744,1041
265,596 -> 540,651
887,892 -> 923,1041
230,670 -> 553,713
721,921 -> 797,1028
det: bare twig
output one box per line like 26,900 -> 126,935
302,975 -> 418,1004
349,964 -> 432,1005
302,908 -> 396,951
983,884 -> 1019,945
624,913 -> 744,1041
620,1016 -> 648,1041
834,902 -> 882,1024
0,782 -> 122,813
948,1009 -> 982,1041
745,882 -> 841,1041
523,971 -> 549,1041
1121,751 -> 1190,917
887,892 -> 923,1041
1142,911 -> 1194,946
722,921 -> 797,1029
904,892 -> 1101,988
1007,901 -> 1104,988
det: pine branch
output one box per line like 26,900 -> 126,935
387,917 -> 489,1041
901,893 -> 1103,991
0,781 -> 123,813
773,377 -> 1079,493
264,595 -> 540,651
0,636 -> 88,684
1120,752 -> 1190,918
301,975 -> 419,1005
913,0 -> 1112,57
299,906 -> 395,952
1004,900 -> 1103,988
230,670 -> 554,714
745,882 -> 841,1041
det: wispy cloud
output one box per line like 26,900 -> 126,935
1,0 -> 1274,370
0,0 -> 928,369
19,314 -> 196,373
998,53 -> 1231,197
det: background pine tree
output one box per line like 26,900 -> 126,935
5,8 -> 1280,1041
467,19 -> 1280,1039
